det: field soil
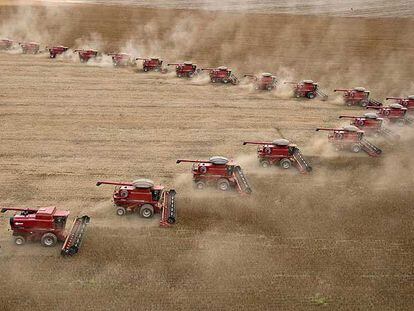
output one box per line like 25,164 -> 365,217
0,2 -> 413,311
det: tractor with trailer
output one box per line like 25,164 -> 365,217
48,45 -> 69,58
136,57 -> 167,72
367,104 -> 413,126
176,156 -> 251,194
167,61 -> 200,78
284,80 -> 328,100
201,66 -> 239,85
108,53 -> 134,67
96,179 -> 176,226
244,73 -> 277,91
74,49 -> 99,63
334,87 -> 382,107
0,38 -> 13,50
243,139 -> 312,173
386,96 -> 414,112
19,42 -> 40,54
339,113 -> 400,139
1,206 -> 90,256
316,126 -> 382,157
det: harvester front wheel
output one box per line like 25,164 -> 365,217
14,236 -> 26,246
195,181 -> 206,190
217,178 -> 230,191
360,100 -> 369,107
397,119 -> 405,127
280,158 -> 292,169
140,204 -> 154,219
116,207 -> 126,216
260,160 -> 270,168
41,233 -> 57,247
351,144 -> 362,153
307,92 -> 316,99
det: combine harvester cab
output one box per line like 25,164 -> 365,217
0,38 -> 13,50
367,104 -> 413,126
176,156 -> 251,194
339,113 -> 400,140
19,42 -> 40,54
108,53 -> 134,67
244,73 -> 278,91
96,179 -> 177,226
136,57 -> 167,73
201,66 -> 239,85
0,207 -> 90,256
284,80 -> 328,100
167,61 -> 200,78
316,126 -> 382,157
74,49 -> 99,63
48,45 -> 69,58
243,139 -> 312,173
334,87 -> 382,107
386,95 -> 414,112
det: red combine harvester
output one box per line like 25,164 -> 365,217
0,38 -> 13,50
74,49 -> 99,63
367,104 -> 413,126
386,96 -> 414,112
1,206 -> 90,256
108,53 -> 134,67
48,45 -> 68,58
176,156 -> 251,194
167,61 -> 200,78
316,126 -> 382,157
243,139 -> 312,173
19,42 -> 40,54
339,113 -> 399,139
201,66 -> 239,85
96,179 -> 176,226
136,57 -> 166,72
334,87 -> 382,107
244,73 -> 277,91
284,80 -> 328,100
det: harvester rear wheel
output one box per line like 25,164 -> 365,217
116,207 -> 126,216
14,236 -> 25,246
217,178 -> 230,191
280,158 -> 292,169
140,204 -> 154,219
41,233 -> 57,247
195,181 -> 206,190
351,144 -> 362,153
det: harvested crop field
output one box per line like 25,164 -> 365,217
0,2 -> 413,310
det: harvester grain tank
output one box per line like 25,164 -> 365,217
96,179 -> 176,226
1,207 -> 90,256
243,139 -> 312,173
176,156 -> 251,194
316,126 -> 382,156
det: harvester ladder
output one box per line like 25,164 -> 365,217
160,190 -> 177,227
360,139 -> 382,157
233,166 -> 252,194
61,215 -> 90,256
292,149 -> 312,173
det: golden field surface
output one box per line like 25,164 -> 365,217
0,2 -> 413,310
